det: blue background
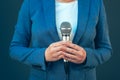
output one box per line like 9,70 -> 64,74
0,0 -> 120,80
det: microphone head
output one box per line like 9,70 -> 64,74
60,22 -> 72,36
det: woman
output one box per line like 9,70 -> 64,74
10,0 -> 112,80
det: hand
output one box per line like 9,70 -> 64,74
45,41 -> 66,62
63,41 -> 86,64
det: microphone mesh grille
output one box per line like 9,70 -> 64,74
60,22 -> 72,36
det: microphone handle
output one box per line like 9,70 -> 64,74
63,36 -> 70,80
62,36 -> 70,41
62,35 -> 70,62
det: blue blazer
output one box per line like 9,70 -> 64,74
10,0 -> 112,80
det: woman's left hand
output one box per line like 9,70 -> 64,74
63,41 -> 86,64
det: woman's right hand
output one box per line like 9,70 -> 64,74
45,41 -> 66,62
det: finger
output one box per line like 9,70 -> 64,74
51,45 -> 84,58
63,52 -> 83,64
63,52 -> 78,61
57,55 -> 64,60
51,46 -> 67,53
64,57 -> 82,64
65,42 -> 83,51
52,51 -> 63,58
65,47 -> 79,55
65,47 -> 84,57
50,41 -> 67,47
53,53 -> 64,61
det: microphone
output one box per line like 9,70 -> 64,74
60,22 -> 72,62
60,22 -> 71,80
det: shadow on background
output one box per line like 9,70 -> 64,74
0,0 -> 120,80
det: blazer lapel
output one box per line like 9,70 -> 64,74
42,0 -> 60,42
42,0 -> 90,43
73,0 -> 90,44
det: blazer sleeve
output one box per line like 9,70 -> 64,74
9,0 -> 47,70
83,0 -> 112,68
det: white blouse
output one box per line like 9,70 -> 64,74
55,0 -> 78,41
